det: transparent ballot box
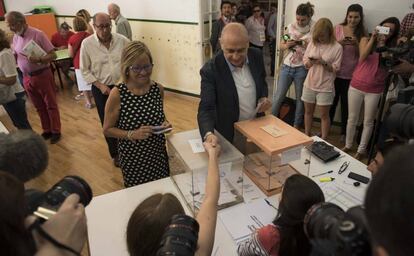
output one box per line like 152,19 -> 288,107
234,115 -> 313,196
167,129 -> 244,214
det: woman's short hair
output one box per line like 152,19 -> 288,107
296,2 -> 314,17
273,174 -> 325,256
126,193 -> 185,256
0,29 -> 10,52
72,16 -> 87,32
120,41 -> 153,83
312,18 -> 335,44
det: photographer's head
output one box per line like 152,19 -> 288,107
273,174 -> 325,255
126,193 -> 185,256
0,130 -> 48,182
365,144 -> 414,256
0,171 -> 35,255
367,139 -> 405,175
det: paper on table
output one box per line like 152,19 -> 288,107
261,124 -> 288,138
188,138 -> 205,153
319,182 -> 363,210
218,198 -> 278,242
281,146 -> 302,165
22,40 -> 46,58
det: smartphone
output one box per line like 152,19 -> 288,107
376,25 -> 390,35
348,172 -> 370,184
152,126 -> 172,135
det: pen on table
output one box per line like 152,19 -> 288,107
319,177 -> 335,182
264,198 -> 278,210
312,170 -> 333,177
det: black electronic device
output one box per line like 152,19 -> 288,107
306,141 -> 340,163
348,172 -> 370,184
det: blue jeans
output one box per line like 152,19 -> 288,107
3,92 -> 32,130
272,64 -> 307,127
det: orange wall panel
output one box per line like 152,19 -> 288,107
26,13 -> 58,40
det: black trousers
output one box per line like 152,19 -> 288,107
3,92 -> 32,130
329,78 -> 350,135
91,85 -> 118,158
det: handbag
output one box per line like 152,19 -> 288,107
0,84 -> 16,105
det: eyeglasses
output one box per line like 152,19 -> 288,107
129,64 -> 154,73
94,23 -> 112,30
338,161 -> 350,174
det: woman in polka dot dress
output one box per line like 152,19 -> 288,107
103,41 -> 170,187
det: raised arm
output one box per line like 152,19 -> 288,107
359,33 -> 376,62
195,142 -> 221,256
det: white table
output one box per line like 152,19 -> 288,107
86,136 -> 371,256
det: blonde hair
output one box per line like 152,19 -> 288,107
76,9 -> 91,23
121,41 -> 153,83
72,16 -> 87,32
312,18 -> 335,44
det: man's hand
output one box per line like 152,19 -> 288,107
28,55 -> 40,63
392,59 -> 414,74
29,194 -> 87,256
256,97 -> 271,113
95,81 -> 111,95
205,133 -> 218,147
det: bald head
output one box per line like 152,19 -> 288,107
108,3 -> 121,20
220,23 -> 249,45
93,13 -> 112,42
219,23 -> 249,67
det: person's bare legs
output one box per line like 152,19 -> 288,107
304,102 -> 315,136
83,91 -> 94,108
319,105 -> 331,140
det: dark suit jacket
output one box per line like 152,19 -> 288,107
210,19 -> 226,54
197,47 -> 268,143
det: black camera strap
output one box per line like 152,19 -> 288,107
28,218 -> 81,256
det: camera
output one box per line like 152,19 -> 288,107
25,175 -> 93,215
157,214 -> 200,256
385,103 -> 414,139
377,37 -> 414,68
304,202 -> 371,256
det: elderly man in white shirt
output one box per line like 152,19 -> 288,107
80,12 -> 129,166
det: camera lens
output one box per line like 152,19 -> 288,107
44,175 -> 92,208
157,214 -> 200,256
304,202 -> 344,239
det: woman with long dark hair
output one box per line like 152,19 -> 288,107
238,174 -> 325,256
329,4 -> 366,141
343,17 -> 400,160
271,2 -> 315,129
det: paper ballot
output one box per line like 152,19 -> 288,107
22,40 -> 46,58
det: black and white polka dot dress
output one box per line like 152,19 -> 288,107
117,83 -> 169,187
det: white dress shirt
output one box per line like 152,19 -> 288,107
226,58 -> 257,121
80,33 -> 129,85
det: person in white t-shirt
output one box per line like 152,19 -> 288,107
0,29 -> 31,130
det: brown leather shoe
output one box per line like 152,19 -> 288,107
354,152 -> 365,160
341,147 -> 351,153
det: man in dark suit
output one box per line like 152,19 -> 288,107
198,23 -> 271,145
210,1 -> 233,54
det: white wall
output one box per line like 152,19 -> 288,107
4,0 -> 199,23
284,0 -> 412,31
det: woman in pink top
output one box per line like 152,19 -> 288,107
302,18 -> 343,139
238,174 -> 324,256
343,17 -> 400,159
329,4 -> 366,141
